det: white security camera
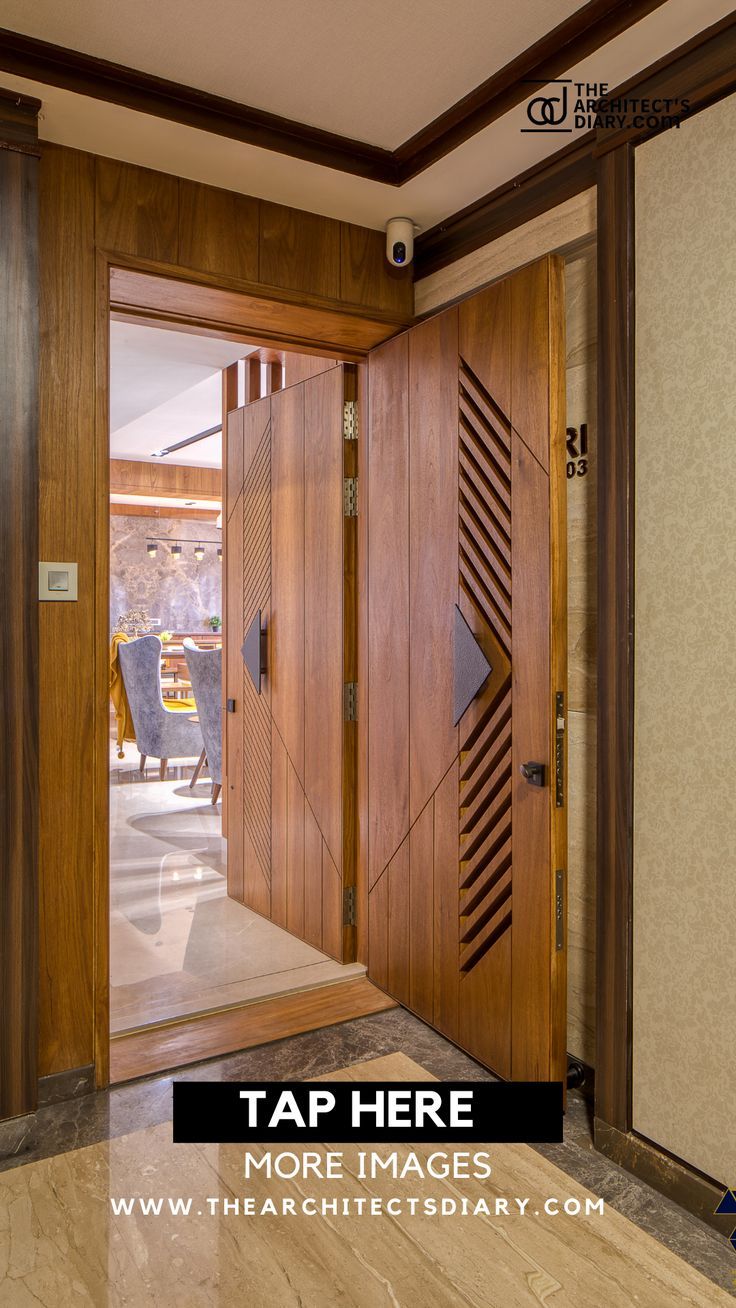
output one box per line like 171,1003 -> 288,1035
385,217 -> 415,267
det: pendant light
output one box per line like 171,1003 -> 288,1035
146,541 -> 158,558
171,543 -> 182,559
194,543 -> 205,562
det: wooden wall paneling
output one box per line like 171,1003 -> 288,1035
595,145 -> 635,1133
408,309 -> 459,824
322,842 -> 342,961
387,839 -> 410,1007
0,95 -> 39,1121
432,761 -> 459,1040
341,364 -> 358,962
366,335 -> 410,887
178,180 -> 259,282
510,260 -> 551,472
110,459 -> 221,501
244,356 -> 262,402
95,158 -> 178,262
509,434 -> 552,1081
340,224 -> 413,316
409,800 -> 434,1022
458,920 -> 513,1077
286,759 -> 305,939
270,722 -> 288,930
225,406 -> 244,519
304,367 -> 344,873
303,802 -> 323,950
221,362 -> 238,834
109,503 -> 220,522
260,202 -> 341,299
225,490 -> 245,903
39,143 -> 96,1080
269,385 -> 305,777
242,396 -> 271,474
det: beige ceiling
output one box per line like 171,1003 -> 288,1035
0,0 -> 731,231
0,0 -> 584,149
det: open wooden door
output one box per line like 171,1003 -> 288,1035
224,364 -> 357,963
365,256 -> 567,1081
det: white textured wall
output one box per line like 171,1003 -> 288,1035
633,93 -> 736,1184
110,514 -> 222,633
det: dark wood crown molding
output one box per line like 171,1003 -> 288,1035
0,0 -> 665,184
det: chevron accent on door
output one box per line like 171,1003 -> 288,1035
457,361 -> 513,974
242,422 -> 272,885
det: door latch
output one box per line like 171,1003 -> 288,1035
520,761 -> 545,787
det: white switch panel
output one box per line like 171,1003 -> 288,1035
39,561 -> 78,601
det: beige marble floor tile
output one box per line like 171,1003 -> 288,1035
0,1055 -> 730,1307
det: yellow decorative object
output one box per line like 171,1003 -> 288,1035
109,632 -> 136,756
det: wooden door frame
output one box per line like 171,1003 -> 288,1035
93,252 -> 404,1088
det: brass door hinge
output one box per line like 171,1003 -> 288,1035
344,681 -> 357,721
555,870 -> 565,951
555,691 -> 565,808
343,885 -> 356,926
343,400 -> 358,441
344,476 -> 358,517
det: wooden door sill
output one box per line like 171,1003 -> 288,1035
109,976 -> 396,1084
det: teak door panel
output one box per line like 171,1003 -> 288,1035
366,256 -> 567,1082
225,367 -> 355,962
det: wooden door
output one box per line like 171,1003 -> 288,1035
366,256 -> 567,1081
225,365 -> 356,962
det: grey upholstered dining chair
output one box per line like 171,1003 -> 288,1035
118,634 -> 204,782
183,639 -> 222,805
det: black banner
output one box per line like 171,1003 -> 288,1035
173,1080 -> 563,1144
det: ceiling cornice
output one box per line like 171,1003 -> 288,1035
0,0 -> 667,185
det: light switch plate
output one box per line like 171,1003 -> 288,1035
39,561 -> 78,601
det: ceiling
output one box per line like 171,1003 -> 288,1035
110,322 -> 250,468
0,1 -> 731,231
0,0 -> 585,149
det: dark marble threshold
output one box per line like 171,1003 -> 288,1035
1,1007 -> 733,1294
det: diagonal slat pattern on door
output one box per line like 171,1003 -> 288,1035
458,359 -> 513,975
241,421 -> 272,884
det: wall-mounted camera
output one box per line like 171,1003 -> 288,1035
385,217 -> 416,267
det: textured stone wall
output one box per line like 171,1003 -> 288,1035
110,514 -> 222,634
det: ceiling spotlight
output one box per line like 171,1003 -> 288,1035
146,541 -> 158,558
194,544 -> 205,562
171,543 -> 182,559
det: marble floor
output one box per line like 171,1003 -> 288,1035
0,1038 -> 733,1306
109,742 -> 363,1034
2,1009 -> 734,1301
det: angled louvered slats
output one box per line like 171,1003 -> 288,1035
457,358 -> 513,974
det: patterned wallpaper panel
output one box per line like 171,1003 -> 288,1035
633,92 -> 736,1185
110,514 -> 222,633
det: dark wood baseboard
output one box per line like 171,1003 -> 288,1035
594,1119 -> 731,1237
109,978 -> 397,1084
38,1063 -> 95,1107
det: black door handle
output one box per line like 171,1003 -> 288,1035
520,761 -> 545,787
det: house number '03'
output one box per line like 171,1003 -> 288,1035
566,424 -> 589,478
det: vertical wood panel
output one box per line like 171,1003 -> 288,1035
433,762 -> 459,1038
409,309 -> 459,823
367,335 -> 410,886
260,202 -> 340,298
511,260 -> 551,472
304,368 -> 343,870
409,800 -> 434,1022
303,801 -> 323,950
0,111 -> 39,1117
270,385 -> 305,777
95,158 -> 178,262
387,840 -> 410,1005
596,145 -> 635,1132
322,842 -> 342,961
459,278 -> 511,418
286,759 -> 305,939
368,871 -> 388,991
226,407 -> 244,521
510,434 -> 551,1080
356,360 -> 369,964
178,180 -> 259,281
340,224 -> 413,315
38,143 -> 95,1078
225,491 -> 244,903
270,723 -> 288,929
